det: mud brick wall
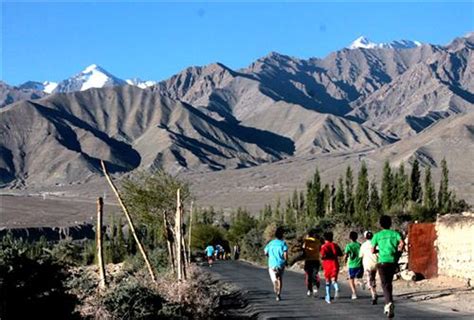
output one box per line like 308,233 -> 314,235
435,213 -> 474,280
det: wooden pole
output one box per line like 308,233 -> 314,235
96,197 -> 106,289
180,197 -> 187,279
179,197 -> 187,279
181,228 -> 188,277
175,189 -> 183,280
100,160 -> 157,283
163,211 -> 176,275
187,201 -> 193,263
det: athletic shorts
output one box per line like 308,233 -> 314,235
322,261 -> 339,281
349,267 -> 363,279
269,267 -> 285,283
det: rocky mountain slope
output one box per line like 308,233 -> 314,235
0,34 -> 473,205
0,86 -> 293,187
0,81 -> 46,108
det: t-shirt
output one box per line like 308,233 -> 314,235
344,242 -> 362,268
205,245 -> 215,257
303,237 -> 321,261
371,229 -> 402,263
359,240 -> 378,270
320,242 -> 342,261
264,239 -> 288,269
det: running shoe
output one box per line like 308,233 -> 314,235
325,295 -> 331,304
276,294 -> 281,302
313,288 -> 318,297
351,294 -> 358,300
388,302 -> 394,318
384,302 -> 394,318
371,295 -> 378,305
307,290 -> 312,297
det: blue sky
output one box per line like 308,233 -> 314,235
2,1 -> 473,85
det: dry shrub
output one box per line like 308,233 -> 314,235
155,265 -> 233,319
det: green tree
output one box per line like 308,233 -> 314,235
228,209 -> 258,244
262,204 -> 273,221
122,170 -> 191,236
396,163 -> 409,210
423,166 -> 436,212
190,224 -> 226,250
284,198 -> 295,225
410,158 -> 422,203
291,189 -> 299,211
345,166 -> 355,217
437,158 -> 451,213
306,168 -> 323,218
355,161 -> 369,222
335,177 -> 345,215
299,190 -> 305,216
368,180 -> 382,226
381,161 -> 393,212
322,184 -> 331,216
330,183 -> 336,215
200,207 -> 216,225
274,197 -> 282,222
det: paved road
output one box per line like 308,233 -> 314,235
209,260 -> 473,319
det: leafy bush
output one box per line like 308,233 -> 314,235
0,236 -> 80,320
227,209 -> 257,244
240,228 -> 265,264
65,267 -> 98,300
82,239 -> 96,265
101,279 -> 163,320
46,239 -> 84,266
124,247 -> 169,274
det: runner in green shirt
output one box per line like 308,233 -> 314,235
344,231 -> 363,300
372,215 -> 405,319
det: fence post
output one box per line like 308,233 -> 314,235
163,211 -> 176,275
97,197 -> 106,289
188,201 -> 193,263
175,189 -> 182,280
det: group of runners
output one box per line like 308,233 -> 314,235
204,243 -> 241,266
264,215 -> 404,319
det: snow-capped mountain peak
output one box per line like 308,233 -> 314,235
348,36 -> 379,49
348,36 -> 422,50
43,81 -> 58,94
19,65 -> 158,94
53,64 -> 126,93
125,78 -> 157,89
82,64 -> 101,74
18,81 -> 58,94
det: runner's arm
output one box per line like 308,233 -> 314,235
397,238 -> 405,252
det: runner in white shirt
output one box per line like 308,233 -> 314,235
359,231 -> 378,305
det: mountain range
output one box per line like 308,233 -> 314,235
1,33 -> 473,206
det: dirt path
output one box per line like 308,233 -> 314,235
209,260 -> 473,319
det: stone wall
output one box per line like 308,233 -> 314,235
435,212 -> 474,280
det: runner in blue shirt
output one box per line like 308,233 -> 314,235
264,227 -> 288,301
205,244 -> 215,267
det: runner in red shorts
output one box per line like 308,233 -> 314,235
320,231 -> 343,304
